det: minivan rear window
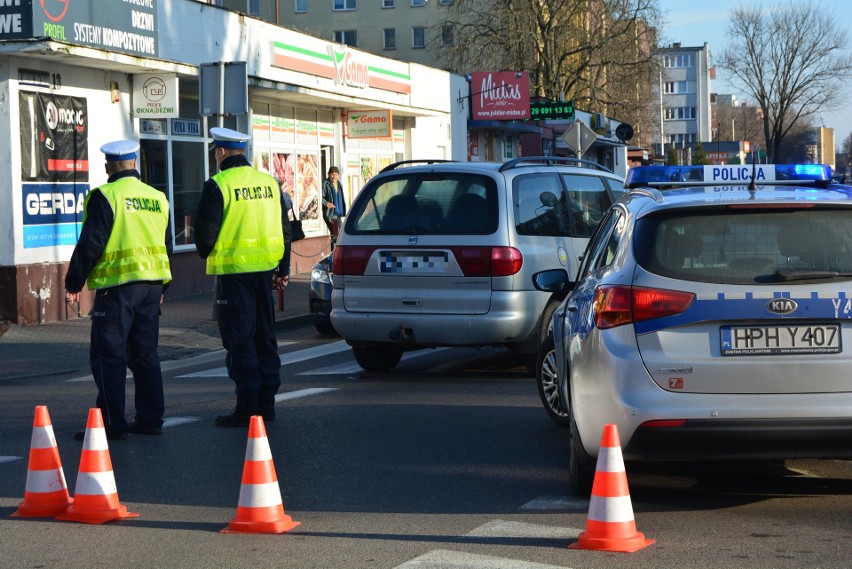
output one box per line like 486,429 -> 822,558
635,207 -> 852,284
348,173 -> 498,235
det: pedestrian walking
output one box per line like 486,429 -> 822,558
194,127 -> 292,427
65,140 -> 173,440
321,165 -> 346,245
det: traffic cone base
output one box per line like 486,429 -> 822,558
221,416 -> 299,534
12,405 -> 74,518
56,408 -> 138,524
569,424 -> 653,552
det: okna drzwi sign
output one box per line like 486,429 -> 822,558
347,109 -> 392,139
470,71 -> 530,121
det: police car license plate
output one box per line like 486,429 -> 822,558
720,323 -> 841,356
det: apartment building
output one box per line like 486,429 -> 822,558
655,43 -> 713,157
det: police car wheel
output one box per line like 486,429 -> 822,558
569,417 -> 595,496
536,334 -> 570,428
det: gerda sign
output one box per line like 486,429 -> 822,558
19,91 -> 90,248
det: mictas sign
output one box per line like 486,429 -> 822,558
347,109 -> 392,139
133,73 -> 178,118
470,71 -> 530,121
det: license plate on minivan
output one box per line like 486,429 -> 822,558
720,323 -> 841,356
379,250 -> 448,274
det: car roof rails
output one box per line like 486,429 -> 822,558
499,156 -> 613,173
380,159 -> 456,173
626,187 -> 665,202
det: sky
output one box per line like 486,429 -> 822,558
659,0 -> 852,146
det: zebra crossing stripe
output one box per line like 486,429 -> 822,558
465,519 -> 583,540
0,456 -> 22,464
520,495 -> 588,511
394,549 -> 572,569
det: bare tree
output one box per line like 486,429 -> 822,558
436,0 -> 663,147
717,1 -> 852,162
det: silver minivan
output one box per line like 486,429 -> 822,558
330,157 -> 624,372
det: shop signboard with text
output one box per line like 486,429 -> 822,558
347,110 -> 392,139
19,91 -> 90,248
1,0 -> 160,57
470,71 -> 530,121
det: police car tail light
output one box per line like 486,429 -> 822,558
452,246 -> 522,277
332,245 -> 373,276
594,285 -> 694,329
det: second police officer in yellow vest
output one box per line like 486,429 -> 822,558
65,140 -> 173,440
194,127 -> 292,427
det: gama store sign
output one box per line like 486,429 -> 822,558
347,109 -> 392,139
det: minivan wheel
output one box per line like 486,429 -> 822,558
535,334 -> 570,428
352,345 -> 403,372
569,418 -> 595,496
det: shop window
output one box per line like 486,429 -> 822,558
171,141 -> 208,247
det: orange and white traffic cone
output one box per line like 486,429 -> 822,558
12,405 -> 73,518
55,408 -> 139,524
569,423 -> 654,552
221,415 -> 300,534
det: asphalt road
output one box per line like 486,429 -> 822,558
1,324 -> 850,568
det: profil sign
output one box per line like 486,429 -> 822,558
470,71 -> 530,121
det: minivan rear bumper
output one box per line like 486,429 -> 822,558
330,290 -> 543,348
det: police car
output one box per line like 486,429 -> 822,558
533,163 -> 852,494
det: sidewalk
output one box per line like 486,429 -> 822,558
0,273 -> 313,382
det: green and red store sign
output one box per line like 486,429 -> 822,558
272,33 -> 410,95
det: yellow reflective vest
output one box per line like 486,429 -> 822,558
86,176 -> 172,289
205,166 -> 284,275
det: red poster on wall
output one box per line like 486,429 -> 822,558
470,71 -> 530,121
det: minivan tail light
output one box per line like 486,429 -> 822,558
594,285 -> 695,329
332,245 -> 374,276
451,246 -> 522,277
332,245 -> 523,278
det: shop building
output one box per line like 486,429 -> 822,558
0,0 -> 462,325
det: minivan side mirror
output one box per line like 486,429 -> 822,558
532,269 -> 573,293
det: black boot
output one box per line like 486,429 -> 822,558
215,391 -> 256,427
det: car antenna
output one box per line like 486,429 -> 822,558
747,150 -> 758,194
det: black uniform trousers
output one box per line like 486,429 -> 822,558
215,270 -> 281,415
90,282 -> 165,434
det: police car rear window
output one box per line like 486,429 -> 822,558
349,173 -> 499,235
635,208 -> 852,284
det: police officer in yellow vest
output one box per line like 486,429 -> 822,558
194,127 -> 292,427
65,140 -> 173,440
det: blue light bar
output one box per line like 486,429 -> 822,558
625,164 -> 833,188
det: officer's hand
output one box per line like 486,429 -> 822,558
65,291 -> 80,303
160,294 -> 165,305
272,275 -> 289,290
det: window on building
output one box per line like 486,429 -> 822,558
441,23 -> 454,46
663,80 -> 695,94
334,0 -> 356,10
295,0 -> 307,13
411,0 -> 425,6
439,0 -> 454,5
664,54 -> 696,68
384,28 -> 396,49
334,30 -> 357,47
412,26 -> 425,48
383,0 -> 395,7
247,0 -> 259,15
